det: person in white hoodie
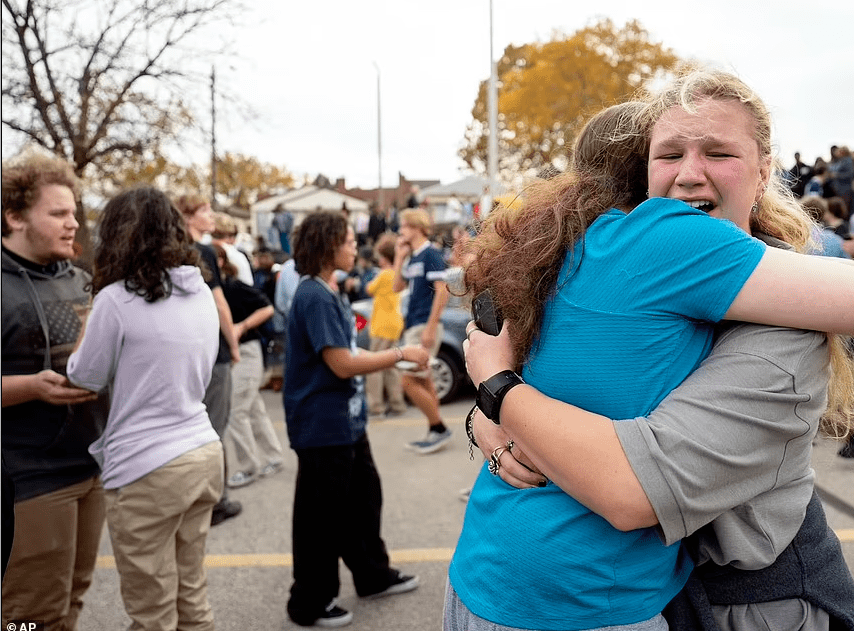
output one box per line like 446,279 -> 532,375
67,186 -> 222,631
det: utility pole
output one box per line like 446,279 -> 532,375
486,0 -> 498,218
373,62 -> 383,213
210,66 -> 217,209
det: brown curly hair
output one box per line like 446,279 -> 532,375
2,153 -> 79,237
463,102 -> 648,367
292,211 -> 348,277
92,186 -> 203,302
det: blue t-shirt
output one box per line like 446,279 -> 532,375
403,243 -> 447,329
284,277 -> 367,450
449,198 -> 766,630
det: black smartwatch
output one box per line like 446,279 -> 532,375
476,370 -> 524,424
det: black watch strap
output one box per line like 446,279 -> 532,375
477,370 -> 524,424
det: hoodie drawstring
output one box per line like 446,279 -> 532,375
18,267 -> 54,371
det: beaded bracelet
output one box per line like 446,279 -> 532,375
465,404 -> 479,460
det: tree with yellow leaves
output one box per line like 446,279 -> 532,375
93,152 -> 295,211
459,19 -> 679,180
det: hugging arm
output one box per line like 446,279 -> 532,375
466,323 -> 653,531
726,247 -> 854,334
467,321 -> 829,540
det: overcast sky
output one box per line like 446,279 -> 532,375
6,1 -> 849,192
206,0 -> 852,191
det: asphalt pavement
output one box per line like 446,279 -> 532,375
77,390 -> 854,630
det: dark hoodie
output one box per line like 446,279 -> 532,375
1,247 -> 107,501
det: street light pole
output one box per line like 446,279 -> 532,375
210,66 -> 218,210
373,62 -> 384,213
486,0 -> 498,218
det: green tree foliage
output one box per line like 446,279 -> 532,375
460,19 -> 679,180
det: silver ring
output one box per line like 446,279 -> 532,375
488,446 -> 507,475
487,457 -> 500,475
466,329 -> 475,341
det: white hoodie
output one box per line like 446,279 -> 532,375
67,265 -> 220,489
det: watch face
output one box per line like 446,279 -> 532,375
477,370 -> 523,424
476,383 -> 496,420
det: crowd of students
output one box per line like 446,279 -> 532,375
0,157 -> 458,628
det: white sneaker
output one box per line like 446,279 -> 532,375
226,471 -> 256,488
259,461 -> 283,477
406,429 -> 452,455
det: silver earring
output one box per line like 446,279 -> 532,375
646,190 -> 649,198
751,202 -> 759,214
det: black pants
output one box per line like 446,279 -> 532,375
287,434 -> 394,625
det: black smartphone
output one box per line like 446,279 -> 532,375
472,289 -> 503,336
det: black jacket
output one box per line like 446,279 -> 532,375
664,491 -> 854,630
1,249 -> 107,501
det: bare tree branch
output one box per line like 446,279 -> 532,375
2,0 -> 246,264
3,0 -> 243,174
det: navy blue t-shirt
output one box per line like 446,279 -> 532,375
284,277 -> 367,450
403,243 -> 446,330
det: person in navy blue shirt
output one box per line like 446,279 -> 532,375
284,211 -> 429,628
392,208 -> 452,454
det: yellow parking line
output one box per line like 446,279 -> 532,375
837,529 -> 854,542
96,548 -> 456,570
97,534 -> 854,569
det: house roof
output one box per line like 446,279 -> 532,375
420,175 -> 492,198
251,186 -> 369,213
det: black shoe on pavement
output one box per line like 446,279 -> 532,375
313,599 -> 353,628
360,571 -> 420,600
210,498 -> 242,526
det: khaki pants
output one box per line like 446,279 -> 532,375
2,475 -> 105,631
223,340 -> 283,475
365,337 -> 407,414
105,441 -> 223,631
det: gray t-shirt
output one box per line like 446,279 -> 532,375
614,320 -> 832,630
615,322 -> 829,568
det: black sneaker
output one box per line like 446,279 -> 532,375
360,571 -> 420,600
314,599 -> 353,628
210,498 -> 242,526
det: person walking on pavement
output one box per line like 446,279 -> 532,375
392,208 -> 452,454
175,193 -> 243,526
284,211 -> 428,627
2,152 -> 109,631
